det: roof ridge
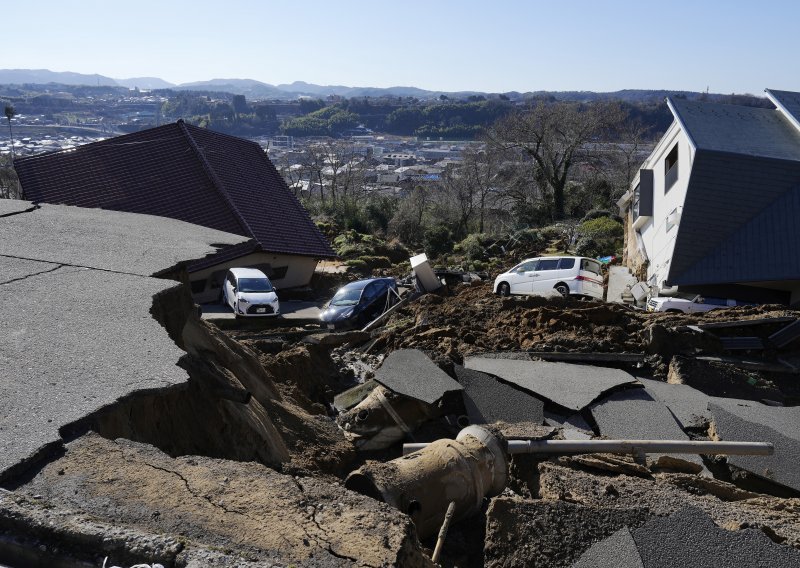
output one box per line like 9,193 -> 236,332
177,120 -> 256,241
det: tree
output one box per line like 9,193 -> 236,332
4,104 -> 15,162
486,100 -> 625,220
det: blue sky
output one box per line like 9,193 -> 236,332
6,0 -> 798,94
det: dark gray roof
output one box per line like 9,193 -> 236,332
669,97 -> 800,161
767,88 -> 800,126
668,151 -> 800,285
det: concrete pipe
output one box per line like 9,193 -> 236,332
344,426 -> 507,539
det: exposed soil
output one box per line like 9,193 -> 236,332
7,281 -> 800,567
19,433 -> 432,568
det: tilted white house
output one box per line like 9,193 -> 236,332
619,89 -> 800,306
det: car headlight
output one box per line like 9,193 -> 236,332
238,297 -> 248,304
342,308 -> 354,318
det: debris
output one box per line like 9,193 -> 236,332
710,401 -> 800,494
576,506 -> 800,567
410,252 -> 442,293
375,349 -> 463,405
464,357 -> 638,411
431,501 -> 456,564
337,384 -> 440,450
454,365 -> 545,426
589,388 -> 707,473
333,379 -> 379,412
346,426 -> 507,539
484,498 -> 652,568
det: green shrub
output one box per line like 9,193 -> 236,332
576,216 -> 623,257
454,233 -> 489,261
423,225 -> 454,258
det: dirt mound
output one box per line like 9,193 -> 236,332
368,284 -> 800,378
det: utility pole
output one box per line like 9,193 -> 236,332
4,104 -> 16,163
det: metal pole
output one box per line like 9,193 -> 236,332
431,501 -> 456,564
403,439 -> 773,457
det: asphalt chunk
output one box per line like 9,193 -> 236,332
710,401 -> 800,493
631,506 -> 800,567
464,357 -> 638,411
454,365 -> 544,425
374,349 -> 463,405
590,388 -> 706,473
573,526 -> 644,568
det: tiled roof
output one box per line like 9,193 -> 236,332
669,97 -> 800,161
767,89 -> 800,127
14,121 -> 335,260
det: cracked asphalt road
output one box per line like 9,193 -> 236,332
0,200 -> 248,482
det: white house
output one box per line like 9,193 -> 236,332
619,89 -> 800,306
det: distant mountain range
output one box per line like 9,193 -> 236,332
0,68 -> 761,103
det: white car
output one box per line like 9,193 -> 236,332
646,295 -> 742,314
493,256 -> 604,300
222,267 -> 280,317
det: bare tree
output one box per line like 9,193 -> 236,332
302,141 -> 368,203
486,100 -> 625,220
438,145 -> 502,237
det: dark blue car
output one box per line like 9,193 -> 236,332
320,277 -> 399,330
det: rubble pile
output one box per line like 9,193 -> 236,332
5,199 -> 800,568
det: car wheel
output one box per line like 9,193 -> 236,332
665,309 -> 683,314
555,283 -> 570,298
498,282 -> 511,297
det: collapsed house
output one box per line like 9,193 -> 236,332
618,89 -> 800,307
13,121 -> 336,303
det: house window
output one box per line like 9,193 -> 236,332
664,144 -> 678,192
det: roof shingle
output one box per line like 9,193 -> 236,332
14,121 -> 335,261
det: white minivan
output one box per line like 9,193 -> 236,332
222,267 -> 280,317
493,256 -> 604,300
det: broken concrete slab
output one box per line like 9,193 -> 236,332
638,377 -> 713,430
544,411 -> 594,436
483,497 -> 651,568
453,365 -> 544,425
538,460 -> 800,549
572,526 -> 644,568
16,433 -> 432,567
0,203 -> 250,483
590,388 -> 706,474
710,402 -> 800,493
464,357 -> 638,411
0,200 -> 246,276
573,507 -> 800,567
375,348 -> 463,405
631,506 -> 800,567
0,259 -> 187,482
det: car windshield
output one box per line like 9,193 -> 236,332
237,277 -> 273,293
330,287 -> 363,306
